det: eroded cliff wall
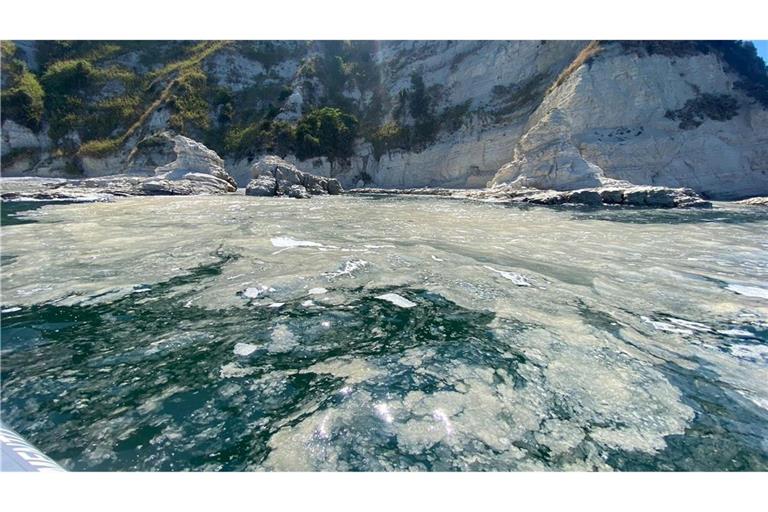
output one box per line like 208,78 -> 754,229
2,40 -> 766,199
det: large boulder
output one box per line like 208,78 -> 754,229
248,155 -> 343,197
127,132 -> 237,191
286,184 -> 310,199
245,174 -> 278,196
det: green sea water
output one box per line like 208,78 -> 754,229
1,195 -> 766,471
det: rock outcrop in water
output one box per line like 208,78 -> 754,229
127,132 -> 237,191
245,155 -> 342,198
738,196 -> 768,206
1,133 -> 238,200
350,184 -> 712,208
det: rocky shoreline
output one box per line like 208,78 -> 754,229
2,132 -> 766,209
6,177 -> 768,210
348,184 -> 716,208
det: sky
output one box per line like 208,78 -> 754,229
752,40 -> 768,64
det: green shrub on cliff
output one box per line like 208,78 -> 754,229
223,120 -> 297,158
78,137 -> 122,157
295,107 -> 358,160
1,68 -> 45,130
167,67 -> 211,133
371,122 -> 409,159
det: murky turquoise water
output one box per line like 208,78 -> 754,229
1,195 -> 767,471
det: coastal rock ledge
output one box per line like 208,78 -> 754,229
245,156 -> 342,199
350,184 -> 713,208
1,132 -> 238,201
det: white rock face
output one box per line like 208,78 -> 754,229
490,48 -> 768,199
153,134 -> 236,190
1,120 -> 49,155
325,41 -> 585,189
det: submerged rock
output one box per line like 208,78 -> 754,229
246,155 -> 343,198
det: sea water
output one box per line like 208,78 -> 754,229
1,195 -> 766,470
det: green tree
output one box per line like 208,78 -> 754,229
295,107 -> 358,160
1,69 -> 45,130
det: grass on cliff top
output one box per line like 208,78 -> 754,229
548,41 -> 603,93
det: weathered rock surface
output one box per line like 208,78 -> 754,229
1,172 -> 234,201
245,174 -> 278,196
128,132 -> 237,191
245,155 -> 342,198
350,184 -> 711,208
1,132 -> 237,200
738,196 -> 768,206
489,45 -> 768,200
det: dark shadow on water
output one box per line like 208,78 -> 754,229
606,361 -> 768,471
1,201 -> 54,226
564,205 -> 768,225
0,249 -> 509,471
3,241 -> 767,470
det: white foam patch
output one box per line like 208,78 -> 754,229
727,284 -> 768,300
324,259 -> 369,279
484,265 -> 531,286
642,316 -> 694,335
268,325 -> 299,353
375,293 -> 417,308
219,363 -> 257,379
137,385 -> 186,414
308,287 -> 328,295
374,403 -> 394,423
1,307 -> 21,313
668,318 -> 712,332
717,329 -> 754,338
730,344 -> 768,361
243,285 -> 274,299
264,334 -> 694,470
270,236 -> 322,248
233,343 -> 258,356
303,358 -> 384,384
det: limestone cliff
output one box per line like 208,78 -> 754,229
490,42 -> 768,199
2,40 -> 766,199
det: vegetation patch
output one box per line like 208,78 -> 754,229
665,93 -> 740,129
491,73 -> 550,122
78,137 -> 123,157
1,42 -> 45,130
167,67 -> 211,133
1,147 -> 40,168
370,73 -> 476,158
295,107 -> 358,160
223,120 -> 295,158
